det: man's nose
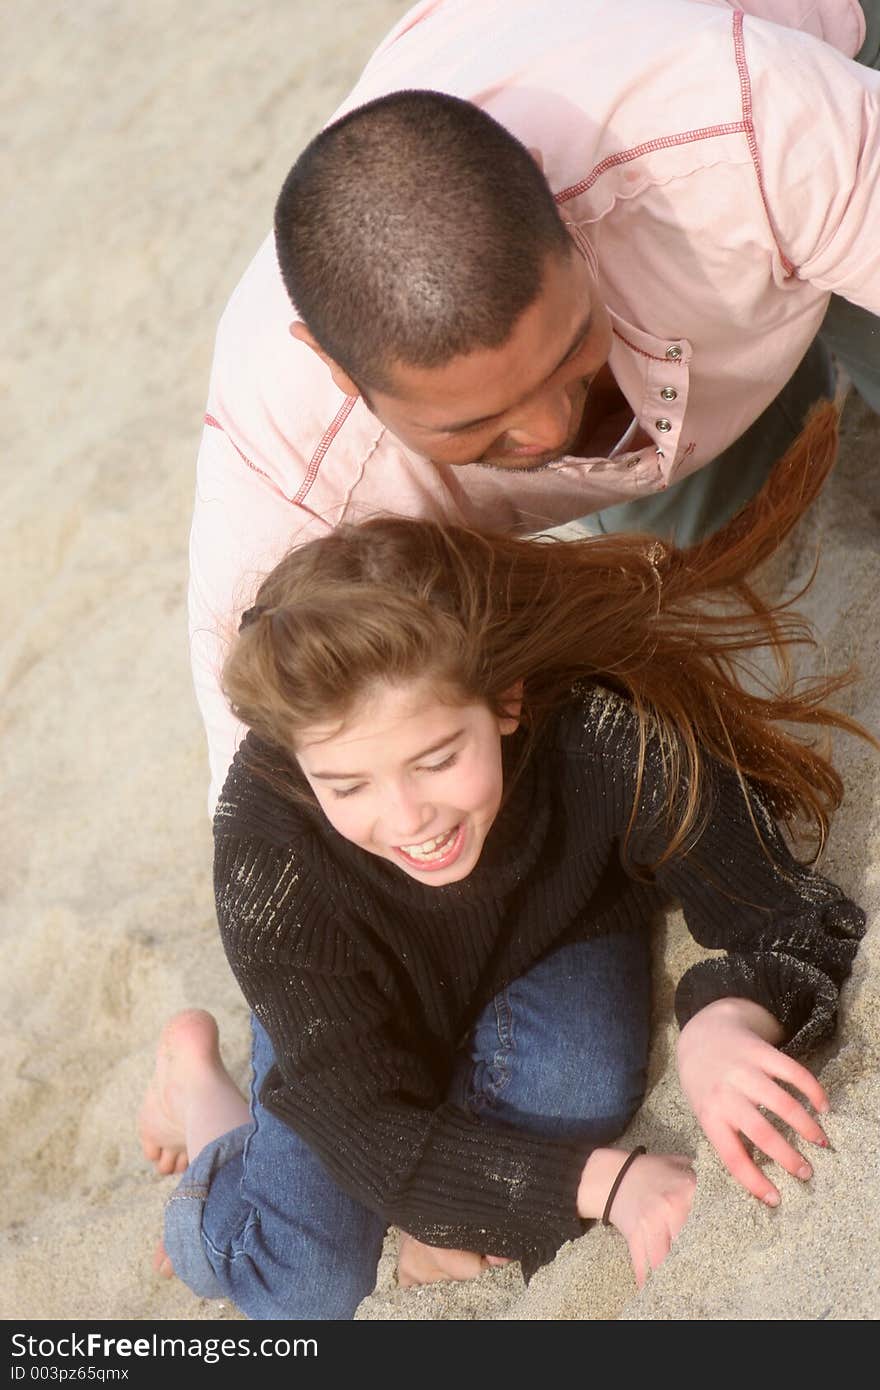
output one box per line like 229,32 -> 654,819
506,385 -> 574,450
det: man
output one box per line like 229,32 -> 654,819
190,0 -> 880,812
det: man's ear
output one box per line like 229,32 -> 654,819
289,320 -> 363,398
498,679 -> 525,735
527,146 -> 545,172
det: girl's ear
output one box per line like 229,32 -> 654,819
498,680 -> 524,735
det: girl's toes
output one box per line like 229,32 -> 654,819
152,1240 -> 175,1279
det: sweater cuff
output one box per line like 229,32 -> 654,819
264,1085 -> 589,1266
382,1113 -> 589,1264
674,951 -> 840,1057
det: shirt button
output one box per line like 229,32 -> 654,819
660,386 -> 678,401
665,344 -> 683,360
655,418 -> 672,432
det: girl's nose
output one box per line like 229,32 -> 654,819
383,786 -> 434,844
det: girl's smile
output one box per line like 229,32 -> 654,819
395,820 -> 467,872
294,677 -> 520,885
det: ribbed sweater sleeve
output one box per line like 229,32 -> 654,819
213,829 -> 587,1266
558,689 -> 866,1057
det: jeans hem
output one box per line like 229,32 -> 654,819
163,1121 -> 252,1299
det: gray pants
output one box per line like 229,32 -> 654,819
585,0 -> 879,547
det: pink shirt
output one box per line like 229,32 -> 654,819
190,0 -> 879,812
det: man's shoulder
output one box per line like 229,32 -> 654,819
729,0 -> 864,56
205,234 -> 393,502
342,0 -> 861,212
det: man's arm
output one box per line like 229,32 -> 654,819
730,0 -> 866,56
188,418 -> 330,815
746,15 -> 880,312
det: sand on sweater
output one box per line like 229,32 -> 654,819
2,0 -> 878,1323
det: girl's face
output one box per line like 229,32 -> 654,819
294,676 -> 520,886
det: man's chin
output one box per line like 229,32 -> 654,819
472,450 -> 561,473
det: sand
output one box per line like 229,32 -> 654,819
2,0 -> 878,1322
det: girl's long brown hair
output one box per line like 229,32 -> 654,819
222,400 -> 875,866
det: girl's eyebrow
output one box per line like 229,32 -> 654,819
309,730 -> 465,780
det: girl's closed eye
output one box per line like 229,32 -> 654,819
423,752 -> 459,774
331,753 -> 459,798
332,783 -> 365,800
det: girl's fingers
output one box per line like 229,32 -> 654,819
753,1077 -> 829,1147
666,1153 -> 697,1172
758,1046 -> 829,1116
628,1236 -> 647,1290
703,1119 -> 780,1205
644,1225 -> 672,1278
738,1109 -> 812,1183
670,1174 -> 697,1237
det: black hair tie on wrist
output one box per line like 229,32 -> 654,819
601,1146 -> 647,1227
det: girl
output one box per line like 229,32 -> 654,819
141,402 -> 870,1319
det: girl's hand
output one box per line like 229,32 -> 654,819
677,996 -> 830,1206
396,1232 -> 510,1287
577,1148 -> 696,1288
600,1153 -> 696,1288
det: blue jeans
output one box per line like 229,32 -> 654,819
164,928 -> 652,1320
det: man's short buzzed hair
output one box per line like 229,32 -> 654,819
274,89 -> 572,391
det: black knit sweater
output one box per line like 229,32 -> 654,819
213,686 -> 865,1272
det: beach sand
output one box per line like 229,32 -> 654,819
3,1 -> 878,1322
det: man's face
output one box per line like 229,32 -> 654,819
366,247 -> 612,471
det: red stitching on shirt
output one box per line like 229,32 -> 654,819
294,395 -> 358,504
732,10 -> 795,277
612,327 -> 684,364
203,412 -> 330,528
204,412 -> 284,489
556,10 -> 797,283
554,122 -> 748,204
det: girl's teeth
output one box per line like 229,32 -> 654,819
400,826 -> 457,859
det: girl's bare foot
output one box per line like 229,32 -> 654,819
138,1009 -> 250,1176
152,1238 -> 174,1279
